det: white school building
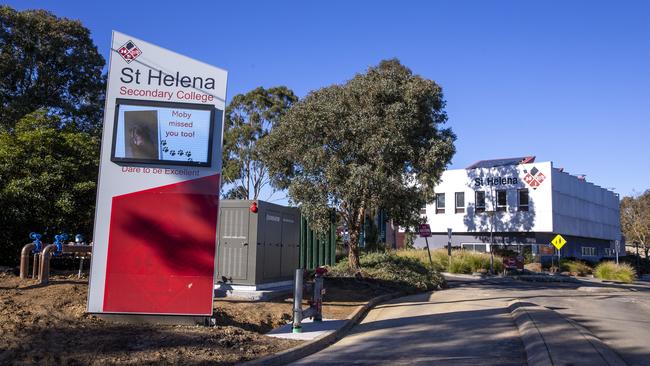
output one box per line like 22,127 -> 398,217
414,157 -> 621,262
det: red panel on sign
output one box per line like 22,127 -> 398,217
103,174 -> 220,315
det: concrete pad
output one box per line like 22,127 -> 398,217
214,283 -> 293,301
267,318 -> 346,341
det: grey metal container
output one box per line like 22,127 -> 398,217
216,200 -> 300,286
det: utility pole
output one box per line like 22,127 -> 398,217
489,211 -> 494,275
447,228 -> 453,270
488,185 -> 495,275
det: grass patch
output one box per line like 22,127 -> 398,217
329,252 -> 446,292
396,249 -> 504,274
594,262 -> 636,283
560,259 -> 593,276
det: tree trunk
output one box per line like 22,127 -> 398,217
346,206 -> 365,274
348,230 -> 361,271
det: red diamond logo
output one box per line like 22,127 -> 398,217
117,40 -> 142,63
524,167 -> 546,189
524,173 -> 535,185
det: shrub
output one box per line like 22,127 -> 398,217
594,262 -> 636,283
396,249 -> 504,274
329,252 -> 445,292
560,259 -> 593,276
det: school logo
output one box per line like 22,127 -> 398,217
117,40 -> 142,63
523,166 -> 546,189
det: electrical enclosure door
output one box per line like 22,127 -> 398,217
218,207 -> 249,281
263,211 -> 282,280
281,214 -> 299,277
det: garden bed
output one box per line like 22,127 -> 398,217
0,270 -> 400,365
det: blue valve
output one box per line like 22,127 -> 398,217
75,234 -> 85,245
53,233 -> 68,256
29,232 -> 42,253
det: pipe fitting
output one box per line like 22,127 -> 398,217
39,244 -> 58,284
19,243 -> 35,279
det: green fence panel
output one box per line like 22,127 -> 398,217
299,213 -> 337,269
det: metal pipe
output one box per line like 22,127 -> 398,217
292,269 -> 304,333
78,257 -> 84,279
39,244 -> 57,284
312,271 -> 324,322
32,253 -> 40,279
19,243 -> 35,279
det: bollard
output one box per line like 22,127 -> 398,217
292,268 -> 304,333
291,267 -> 328,333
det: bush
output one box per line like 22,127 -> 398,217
329,252 -> 445,292
0,111 -> 99,265
594,262 -> 636,283
560,259 -> 593,276
396,249 -> 504,274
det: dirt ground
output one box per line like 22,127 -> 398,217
0,271 -> 395,365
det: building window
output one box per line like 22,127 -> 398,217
518,189 -> 529,211
435,193 -> 445,214
419,203 -> 427,215
475,191 -> 486,213
462,243 -> 487,252
581,247 -> 597,256
603,248 -> 615,257
455,192 -> 465,213
496,190 -> 507,212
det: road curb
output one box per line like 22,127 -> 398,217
509,299 -> 627,366
508,301 -> 553,366
240,292 -> 405,366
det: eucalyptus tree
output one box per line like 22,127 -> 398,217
221,86 -> 297,199
261,59 -> 455,271
621,190 -> 650,258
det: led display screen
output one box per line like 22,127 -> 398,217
111,99 -> 215,166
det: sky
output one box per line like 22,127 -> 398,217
7,0 -> 650,198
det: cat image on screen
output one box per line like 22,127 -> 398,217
123,110 -> 159,159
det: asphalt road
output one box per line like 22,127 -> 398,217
289,276 -> 650,366
502,277 -> 650,366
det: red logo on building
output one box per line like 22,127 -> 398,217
117,41 -> 142,63
523,166 -> 545,190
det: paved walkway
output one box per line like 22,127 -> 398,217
290,281 -> 526,365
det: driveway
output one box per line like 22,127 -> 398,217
289,276 -> 650,366
290,278 -> 526,365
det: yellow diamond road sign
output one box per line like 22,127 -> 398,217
551,234 -> 567,250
